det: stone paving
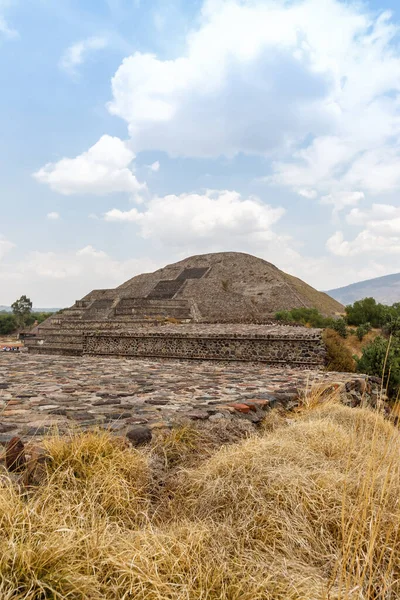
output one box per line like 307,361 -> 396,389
0,353 -> 379,444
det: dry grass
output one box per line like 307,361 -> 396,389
344,329 -> 381,359
1,395 -> 400,599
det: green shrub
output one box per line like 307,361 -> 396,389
0,314 -> 17,335
356,322 -> 372,341
331,318 -> 348,338
275,308 -> 331,328
275,310 -> 291,323
356,335 -> 400,398
323,329 -> 356,372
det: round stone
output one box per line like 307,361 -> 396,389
126,425 -> 152,447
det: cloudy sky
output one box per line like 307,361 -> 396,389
1,0 -> 400,307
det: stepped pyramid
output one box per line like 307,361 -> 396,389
25,252 -> 342,356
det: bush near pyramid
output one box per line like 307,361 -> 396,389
25,252 -> 342,359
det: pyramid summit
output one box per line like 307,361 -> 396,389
24,252 -> 341,360
115,252 -> 342,320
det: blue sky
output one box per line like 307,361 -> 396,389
1,0 -> 400,306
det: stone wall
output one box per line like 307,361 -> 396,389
83,327 -> 326,366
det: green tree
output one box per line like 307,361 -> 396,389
357,335 -> 400,398
11,295 -> 33,328
383,315 -> 400,337
345,297 -> 386,328
0,314 -> 17,335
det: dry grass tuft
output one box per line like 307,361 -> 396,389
41,429 -> 150,523
150,424 -> 206,470
323,329 -> 356,372
1,398 -> 400,598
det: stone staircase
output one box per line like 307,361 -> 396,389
24,297 -> 194,356
114,298 -> 192,320
24,267 -> 212,356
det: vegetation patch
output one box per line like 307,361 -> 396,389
276,299 -> 400,398
0,295 -> 54,335
1,395 -> 400,599
323,329 -> 356,372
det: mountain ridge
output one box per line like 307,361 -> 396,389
327,272 -> 400,305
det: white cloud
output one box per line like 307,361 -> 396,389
104,189 -> 285,247
320,191 -> 364,213
47,212 -> 60,220
24,0 -> 400,296
108,0 -> 340,158
148,160 -> 160,172
76,245 -> 107,259
327,230 -> 400,257
34,135 -> 146,198
0,235 -> 15,260
346,204 -> 400,226
59,36 -> 108,77
0,244 -> 159,305
0,15 -> 17,38
0,1 -> 17,39
298,189 -> 317,199
104,0 -> 400,214
327,202 -> 400,256
102,192 -> 399,290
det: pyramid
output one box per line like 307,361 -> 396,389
25,252 -> 342,357
117,252 -> 342,320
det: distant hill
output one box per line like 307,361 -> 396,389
0,306 -> 61,313
327,273 -> 400,305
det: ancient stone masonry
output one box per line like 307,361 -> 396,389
83,325 -> 326,366
24,252 -> 343,359
0,354 -> 382,444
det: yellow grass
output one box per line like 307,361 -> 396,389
1,395 -> 400,599
343,329 -> 381,359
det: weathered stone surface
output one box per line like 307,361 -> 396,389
126,425 -> 152,446
84,325 -> 326,366
5,436 -> 26,472
24,427 -> 52,437
0,354 -> 382,442
103,412 -> 132,421
0,434 -> 14,445
186,410 -> 209,420
0,423 -> 18,433
229,403 -> 252,414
